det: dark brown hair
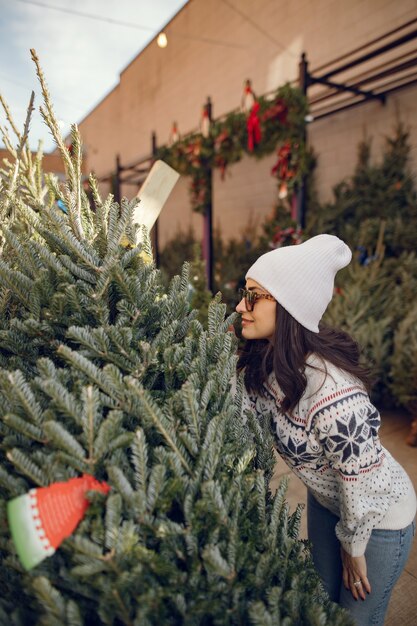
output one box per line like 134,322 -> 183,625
237,302 -> 373,414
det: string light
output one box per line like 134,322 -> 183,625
157,32 -> 168,48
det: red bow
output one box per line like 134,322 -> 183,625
247,102 -> 261,152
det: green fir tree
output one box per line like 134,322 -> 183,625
308,124 -> 417,258
310,126 -> 417,408
0,51 -> 353,626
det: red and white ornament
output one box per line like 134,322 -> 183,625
200,106 -> 210,138
241,79 -> 256,113
168,122 -> 180,146
7,474 -> 110,570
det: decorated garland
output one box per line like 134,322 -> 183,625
157,83 -> 309,214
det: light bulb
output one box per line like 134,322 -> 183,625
157,32 -> 168,48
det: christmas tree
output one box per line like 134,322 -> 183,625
308,124 -> 417,258
0,51 -> 352,625
312,126 -> 417,411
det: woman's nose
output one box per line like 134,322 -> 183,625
236,297 -> 247,313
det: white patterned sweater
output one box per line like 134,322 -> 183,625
242,355 -> 416,557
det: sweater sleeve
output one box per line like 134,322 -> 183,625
310,377 -> 392,557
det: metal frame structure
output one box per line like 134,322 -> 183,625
296,17 -> 417,229
301,18 -> 417,121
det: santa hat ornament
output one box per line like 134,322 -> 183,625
200,105 -> 210,138
278,182 -> 288,199
241,79 -> 256,113
7,474 -> 110,570
168,121 -> 180,146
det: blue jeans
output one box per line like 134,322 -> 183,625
307,491 -> 415,626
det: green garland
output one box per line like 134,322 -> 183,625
157,83 -> 309,214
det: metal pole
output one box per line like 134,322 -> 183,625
114,154 -> 122,205
151,131 -> 160,266
297,53 -> 308,229
203,96 -> 214,291
151,131 -> 157,157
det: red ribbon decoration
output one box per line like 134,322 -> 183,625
271,140 -> 294,179
261,98 -> 288,124
214,129 -> 231,180
247,102 -> 261,152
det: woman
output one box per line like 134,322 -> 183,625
236,234 -> 416,626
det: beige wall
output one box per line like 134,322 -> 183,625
78,0 -> 417,247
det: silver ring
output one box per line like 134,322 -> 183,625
353,580 -> 362,587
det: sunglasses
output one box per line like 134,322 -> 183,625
238,288 -> 275,312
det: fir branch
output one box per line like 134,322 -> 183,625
0,93 -> 22,141
269,477 -> 289,544
177,428 -> 199,457
287,503 -> 304,539
112,589 -> 134,626
71,535 -> 106,561
248,600 -> 274,626
6,370 -> 43,423
254,470 -> 267,526
0,92 -> 34,220
104,493 -> 122,551
32,577 -> 66,622
146,463 -> 165,512
30,50 -> 86,239
88,173 -> 103,208
130,428 -> 148,494
3,413 -> 45,443
202,413 -> 227,481
93,411 -> 124,460
2,228 -> 41,278
105,198 -> 134,255
0,260 -> 37,313
0,465 -> 27,495
202,543 -> 235,580
106,465 -> 134,504
82,385 -> 97,466
178,382 -> 201,444
200,379 -> 216,412
58,254 -> 97,283
67,326 -> 110,358
69,125 -> 85,237
55,451 -> 89,476
235,447 -> 256,475
6,448 -> 45,485
43,421 -> 86,460
201,480 -> 228,525
126,379 -> 192,475
107,433 -> 134,455
57,345 -> 109,394
45,207 -> 100,267
65,600 -> 83,626
153,446 -> 188,483
35,377 -> 82,426
17,91 -> 35,161
106,202 -> 119,252
207,295 -> 227,338
28,239 -> 70,275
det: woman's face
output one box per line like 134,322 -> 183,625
236,278 -> 276,341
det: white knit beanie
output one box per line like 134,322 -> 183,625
246,234 -> 352,333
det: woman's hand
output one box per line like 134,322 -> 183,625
341,547 -> 371,600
